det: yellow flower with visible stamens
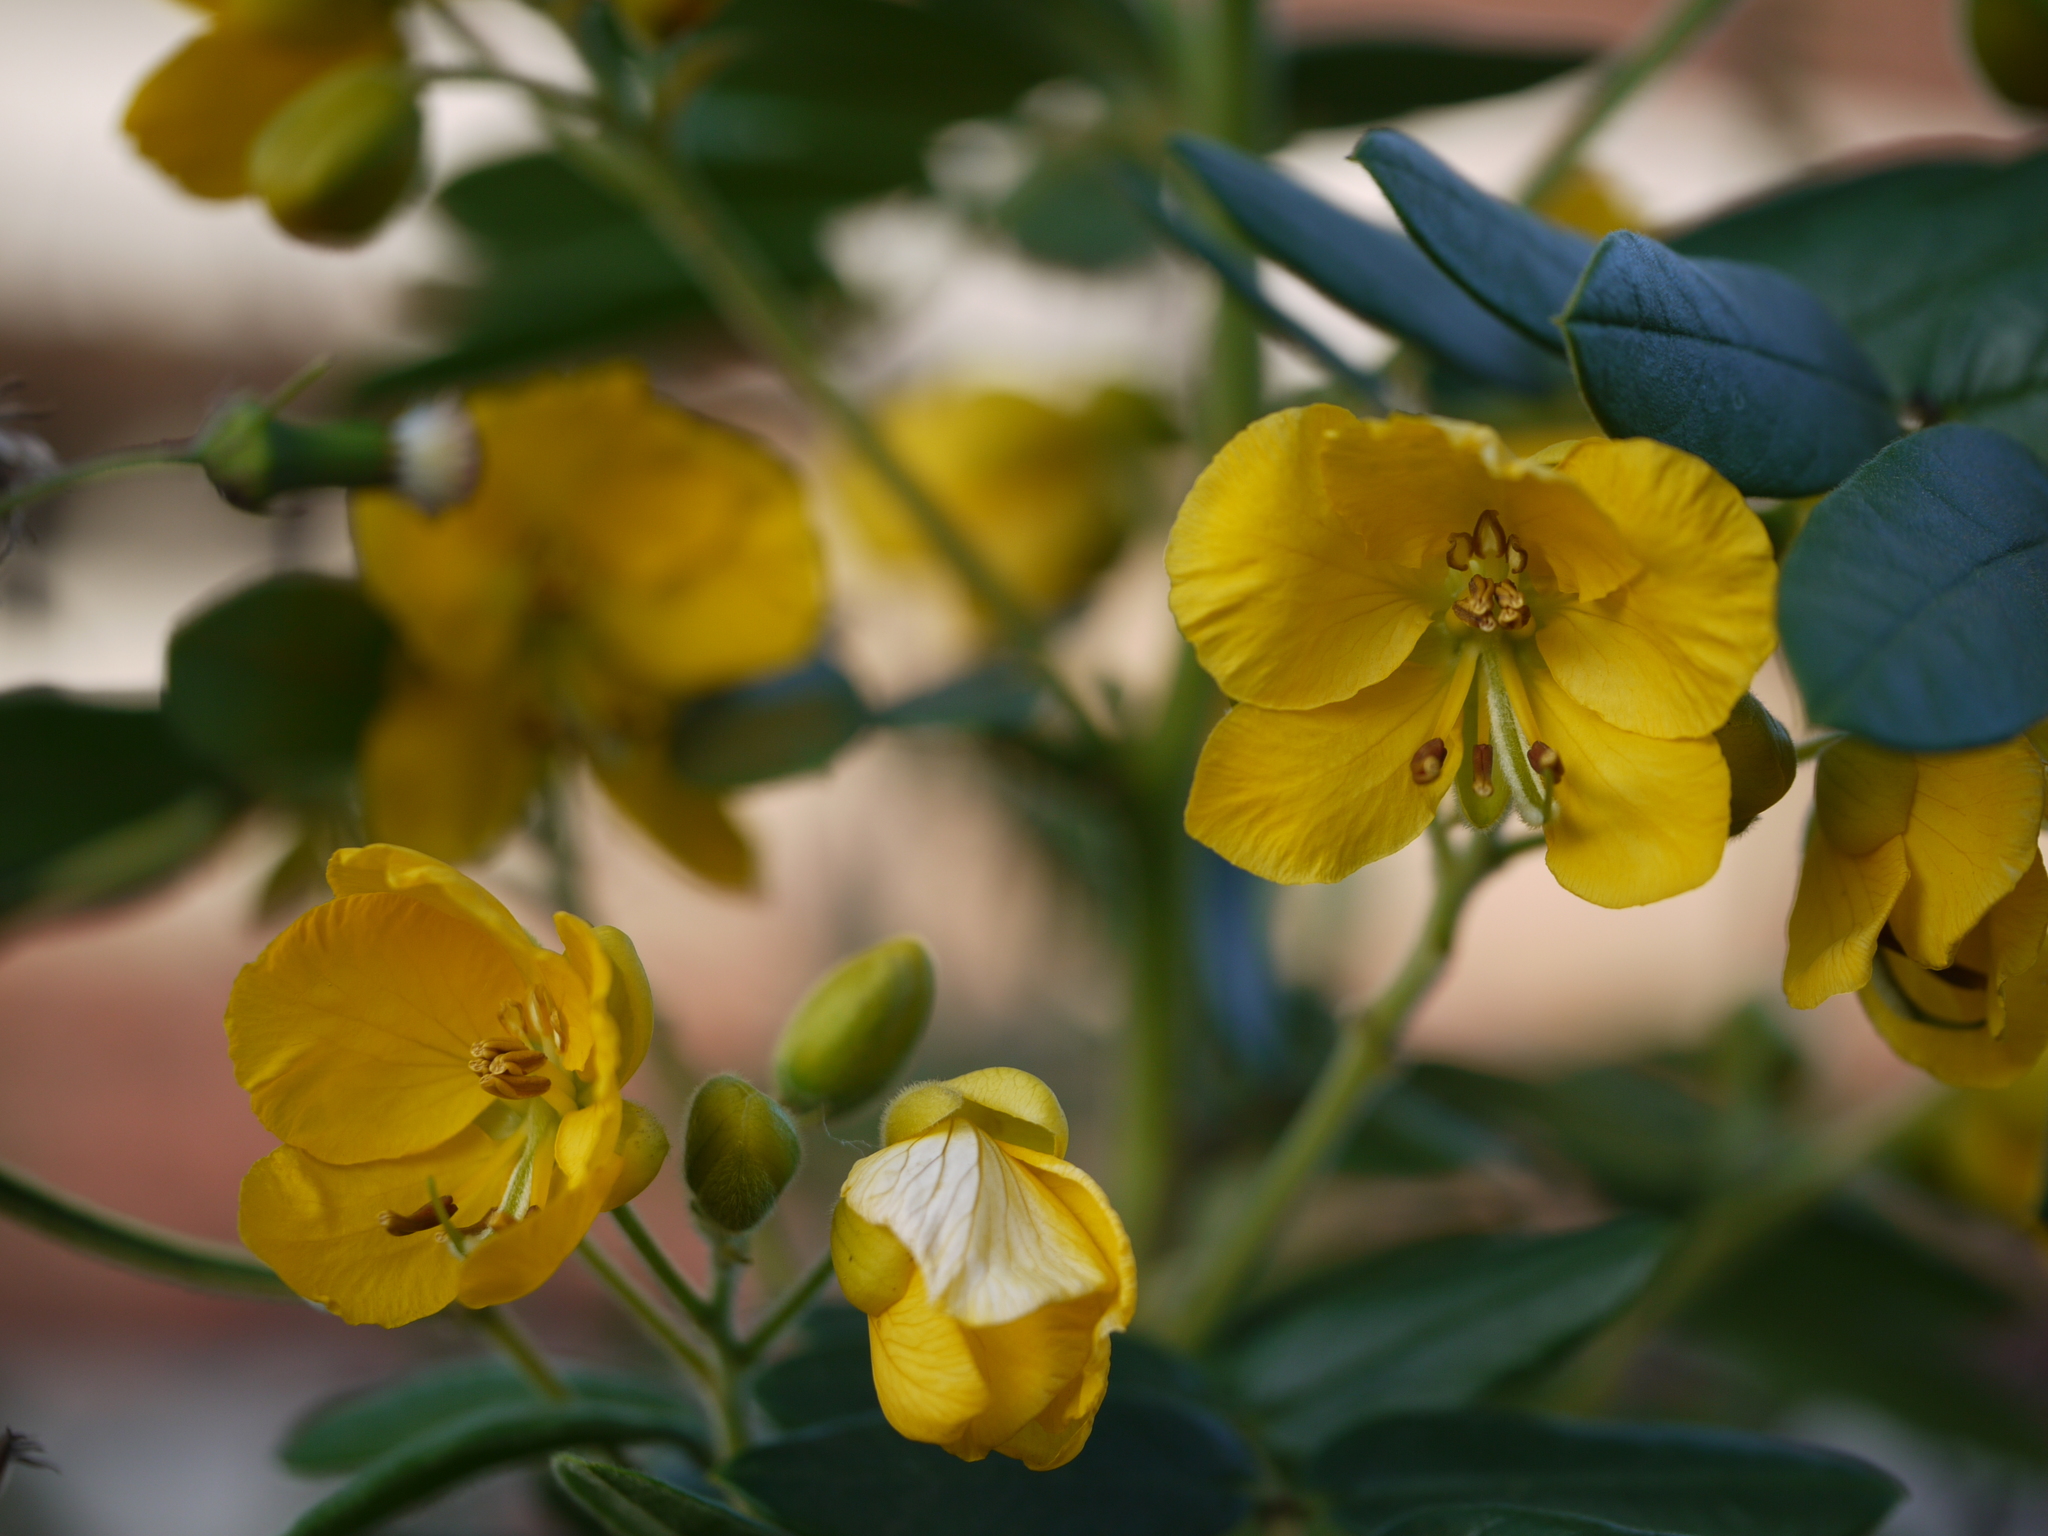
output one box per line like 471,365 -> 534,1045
231,845 -> 667,1327
1785,735 -> 2048,1087
1166,409 -> 1777,907
830,1069 -> 1136,1471
352,362 -> 825,889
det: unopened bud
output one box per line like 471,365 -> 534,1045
198,395 -> 391,511
390,396 -> 480,513
1410,737 -> 1447,785
604,1100 -> 672,1211
773,937 -> 935,1116
684,1075 -> 801,1233
248,63 -> 421,244
1715,692 -> 1796,836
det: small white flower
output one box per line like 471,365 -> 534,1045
390,395 -> 480,514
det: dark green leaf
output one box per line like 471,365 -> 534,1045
1675,148 -> 2048,455
1339,1076 -> 1522,1176
1368,1510 -> 1666,1536
282,1401 -> 712,1536
875,659 -> 1047,733
1284,41 -> 1589,132
725,1393 -> 1255,1536
1352,128 -> 1591,349
671,660 -> 869,789
1218,1218 -> 1669,1455
0,689 -> 239,921
553,1456 -> 782,1536
281,1361 -> 702,1474
1307,1410 -> 1904,1536
754,1307 -> 877,1431
1779,423 -> 2048,751
163,573 -> 393,801
1560,232 -> 1897,497
999,150 -> 1158,270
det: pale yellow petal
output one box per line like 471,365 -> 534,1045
1892,739 -> 2046,967
870,1270 -> 990,1447
357,667 -> 543,865
1784,825 -> 1910,1009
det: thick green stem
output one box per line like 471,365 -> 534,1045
739,1250 -> 836,1364
0,445 -> 196,524
1158,824 -> 1527,1350
469,1305 -> 574,1402
612,1204 -> 721,1336
1520,0 -> 1750,207
0,1156 -> 294,1300
579,1237 -> 717,1385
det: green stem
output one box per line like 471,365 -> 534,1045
468,1305 -> 574,1402
0,1156 -> 294,1300
612,1204 -> 721,1336
739,1250 -> 836,1364
0,444 -> 196,524
1158,823 -> 1529,1350
1519,0 -> 1750,207
535,768 -> 588,918
579,1237 -> 717,1385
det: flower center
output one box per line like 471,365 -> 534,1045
468,986 -> 570,1100
1445,510 -> 1532,633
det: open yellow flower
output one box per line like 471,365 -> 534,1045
830,1068 -> 1136,1471
352,362 -> 825,888
1167,409 -> 1777,907
1785,735 -> 2048,1087
231,845 -> 666,1326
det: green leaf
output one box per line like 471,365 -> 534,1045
1367,1511 -> 1666,1536
282,1401 -> 712,1536
1779,423 -> 2048,751
725,1393 -> 1255,1536
1560,232 -> 1898,497
1307,1410 -> 1904,1536
874,659 -> 1047,733
1352,128 -> 1591,350
1216,1218 -> 1670,1455
671,660 -> 870,789
1674,148 -> 2048,456
0,689 -> 240,922
1338,1076 -> 1523,1176
281,1361 -> 703,1474
998,150 -> 1157,270
553,1457 -> 783,1536
163,573 -> 393,802
754,1307 -> 877,1432
1284,40 -> 1589,132
1171,135 -> 1565,393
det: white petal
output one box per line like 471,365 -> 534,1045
842,1119 -> 1109,1328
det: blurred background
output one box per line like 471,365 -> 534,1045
0,0 -> 2041,1531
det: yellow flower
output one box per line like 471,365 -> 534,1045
125,1 -> 403,201
834,387 -> 1157,622
352,362 -> 825,888
830,1069 -> 1137,1471
231,845 -> 666,1326
1910,1055 -> 2048,1230
1785,735 -> 2048,1087
1166,409 -> 1777,907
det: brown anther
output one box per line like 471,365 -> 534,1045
490,1050 -> 548,1076
479,1073 -> 552,1100
472,1037 -> 523,1059
1493,579 -> 1531,631
1410,738 -> 1448,785
1451,574 -> 1497,630
1505,536 -> 1528,575
1527,741 -> 1563,782
1446,532 -> 1475,571
1473,510 -> 1507,561
1471,743 -> 1495,797
379,1197 -> 456,1237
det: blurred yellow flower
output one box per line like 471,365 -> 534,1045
830,1068 -> 1136,1471
1911,1056 -> 2048,1230
1786,735 -> 2048,1087
352,362 -> 825,888
1167,409 -> 1777,906
231,845 -> 667,1326
834,386 -> 1160,623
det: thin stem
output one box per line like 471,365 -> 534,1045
468,1305 -> 573,1402
1158,824 -> 1531,1350
1520,0 -> 1750,207
0,444 -> 197,524
535,768 -> 588,918
611,1204 -> 720,1336
739,1250 -> 836,1364
579,1238 -> 717,1384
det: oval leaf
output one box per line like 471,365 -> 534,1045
1371,1510 -> 1667,1536
1561,231 -> 1898,497
553,1456 -> 784,1535
1780,423 -> 2048,751
1307,1410 -> 1903,1536
672,659 -> 869,789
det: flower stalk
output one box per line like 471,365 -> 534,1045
468,1304 -> 574,1403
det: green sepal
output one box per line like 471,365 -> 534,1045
1715,693 -> 1797,836
198,395 -> 393,510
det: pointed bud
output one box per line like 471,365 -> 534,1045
603,1100 -> 672,1211
773,937 -> 935,1116
684,1075 -> 801,1233
390,395 -> 481,513
247,63 -> 422,245
1715,692 -> 1796,836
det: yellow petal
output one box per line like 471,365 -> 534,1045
1892,739 -> 2046,967
1522,661 -> 1729,907
1988,853 -> 2048,1030
358,666 -> 543,865
603,1101 -> 670,1211
833,1200 -> 918,1315
1784,826 -> 1910,1009
1185,642 -> 1473,884
238,1130 -> 515,1327
325,844 -> 534,955
842,1120 -> 1110,1329
870,1269 -> 990,1447
457,1151 -> 621,1310
123,22 -> 395,199
951,1296 -> 1104,1462
1813,739 -> 1917,857
229,893 -> 527,1163
1534,438 -> 1777,738
352,487 -> 531,685
942,1068 -> 1070,1158
591,738 -> 755,890
1166,405 -> 1443,710
585,924 -> 654,1086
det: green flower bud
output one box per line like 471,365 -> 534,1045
247,63 -> 422,244
198,395 -> 392,511
683,1075 -> 801,1233
1716,692 -> 1797,837
773,937 -> 935,1116
1970,0 -> 2048,110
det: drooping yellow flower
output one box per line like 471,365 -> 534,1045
830,1068 -> 1136,1471
1167,409 -> 1777,907
1785,735 -> 2048,1087
231,845 -> 668,1326
352,362 -> 825,888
